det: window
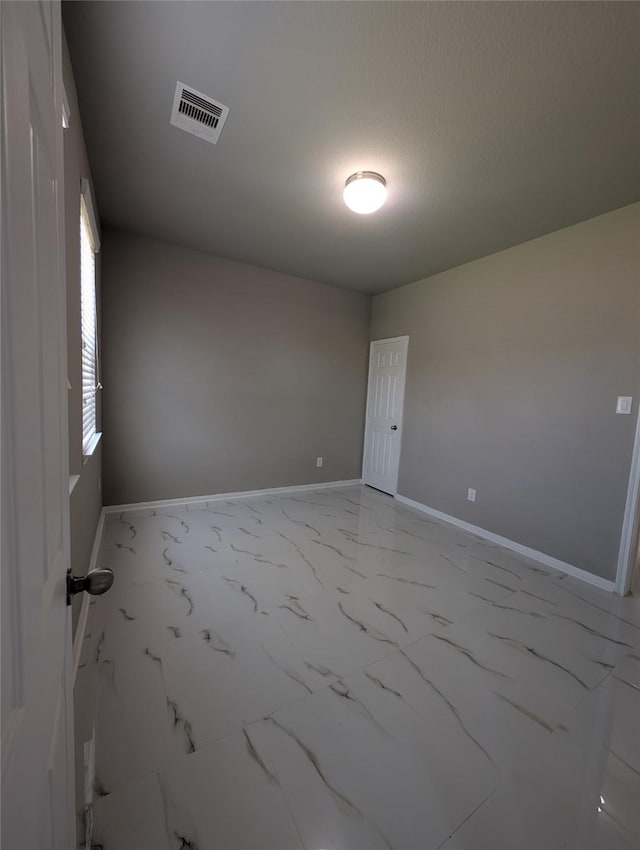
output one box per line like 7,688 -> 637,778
80,179 -> 100,456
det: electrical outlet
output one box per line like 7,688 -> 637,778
316,457 -> 323,468
467,488 -> 476,502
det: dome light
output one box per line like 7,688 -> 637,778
343,171 -> 387,214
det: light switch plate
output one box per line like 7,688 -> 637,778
467,488 -> 476,502
616,396 -> 632,415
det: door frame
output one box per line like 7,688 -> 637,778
616,402 -> 640,595
362,335 -> 409,496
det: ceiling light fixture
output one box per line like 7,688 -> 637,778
343,171 -> 387,214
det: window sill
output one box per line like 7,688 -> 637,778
82,432 -> 102,464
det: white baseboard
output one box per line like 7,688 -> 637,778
72,508 -> 107,685
395,494 -> 617,594
104,479 -> 363,515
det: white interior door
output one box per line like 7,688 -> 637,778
1,2 -> 75,848
362,336 -> 409,495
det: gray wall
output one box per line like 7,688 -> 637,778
371,203 -> 640,581
101,230 -> 370,505
63,33 -> 102,629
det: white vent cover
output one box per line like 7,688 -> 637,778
170,81 -> 229,144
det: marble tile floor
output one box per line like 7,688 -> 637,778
75,485 -> 640,850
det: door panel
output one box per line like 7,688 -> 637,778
1,1 -> 74,847
362,337 -> 408,495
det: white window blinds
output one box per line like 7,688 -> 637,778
80,186 -> 99,454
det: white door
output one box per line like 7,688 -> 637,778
1,1 -> 75,848
362,336 -> 409,495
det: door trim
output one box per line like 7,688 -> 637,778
615,403 -> 640,595
362,336 -> 409,496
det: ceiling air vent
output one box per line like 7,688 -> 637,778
170,81 -> 229,144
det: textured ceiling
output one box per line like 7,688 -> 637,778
63,1 -> 640,294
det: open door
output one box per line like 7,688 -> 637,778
2,1 -> 75,847
362,336 -> 409,496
